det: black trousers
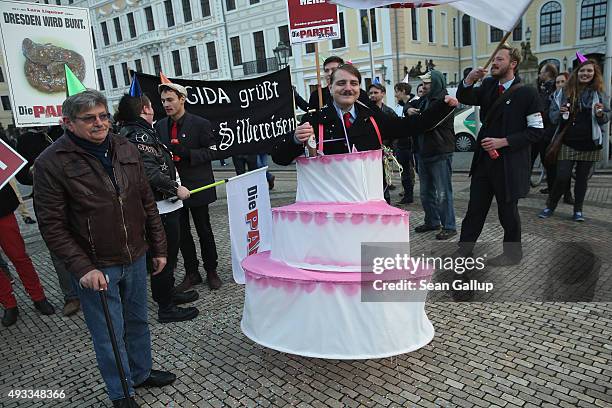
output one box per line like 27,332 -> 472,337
232,155 -> 258,175
547,160 -> 593,213
396,148 -> 415,201
180,204 -> 218,277
148,209 -> 180,309
459,156 -> 522,259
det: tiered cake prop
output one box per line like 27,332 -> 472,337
241,150 -> 434,359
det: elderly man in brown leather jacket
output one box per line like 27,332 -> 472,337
34,90 -> 174,408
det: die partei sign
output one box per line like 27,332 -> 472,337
286,0 -> 340,44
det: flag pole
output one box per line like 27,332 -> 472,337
307,42 -> 323,157
367,9 -> 376,82
601,0 -> 612,168
482,29 -> 514,70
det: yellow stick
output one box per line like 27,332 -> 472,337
189,179 -> 228,194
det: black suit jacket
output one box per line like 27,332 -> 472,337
272,100 -> 453,165
457,76 -> 544,201
154,112 -> 217,207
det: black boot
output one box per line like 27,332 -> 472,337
112,397 -> 140,407
158,305 -> 199,323
34,298 -> 55,315
2,307 -> 18,327
171,290 -> 199,305
206,270 -> 222,290
135,369 -> 176,388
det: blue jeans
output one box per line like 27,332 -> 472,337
72,255 -> 151,401
417,153 -> 456,230
256,154 -> 274,182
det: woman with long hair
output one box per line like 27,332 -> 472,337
114,94 -> 200,324
539,59 -> 610,222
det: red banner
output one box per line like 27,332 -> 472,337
286,0 -> 340,44
0,139 -> 27,190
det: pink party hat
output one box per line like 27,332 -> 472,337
576,52 -> 588,64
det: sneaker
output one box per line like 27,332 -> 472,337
436,229 -> 457,240
397,198 -> 414,205
572,212 -> 585,222
158,305 -> 199,323
2,307 -> 19,327
538,208 -> 554,219
23,216 -> 37,224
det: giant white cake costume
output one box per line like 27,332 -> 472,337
241,150 -> 435,359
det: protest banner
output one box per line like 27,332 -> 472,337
135,68 -> 296,156
0,139 -> 27,190
286,0 -> 340,45
0,0 -> 96,126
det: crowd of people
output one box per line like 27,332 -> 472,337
0,42 -> 609,406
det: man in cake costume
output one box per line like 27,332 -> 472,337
455,44 -> 544,267
272,64 -> 457,164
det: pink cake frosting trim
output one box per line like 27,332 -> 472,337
272,202 -> 409,225
296,149 -> 382,166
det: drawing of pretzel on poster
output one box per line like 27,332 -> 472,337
287,0 -> 340,44
0,0 -> 96,127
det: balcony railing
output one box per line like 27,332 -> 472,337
242,57 -> 278,76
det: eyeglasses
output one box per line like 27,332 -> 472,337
74,113 -> 111,124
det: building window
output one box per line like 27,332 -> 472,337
440,12 -> 448,45
513,19 -> 522,41
1,96 -> 11,111
580,0 -> 607,39
226,0 -> 236,11
182,0 -> 192,23
360,9 -> 377,44
113,17 -> 123,42
109,65 -> 118,88
145,7 -> 155,31
452,17 -> 457,46
411,9 -> 418,40
305,43 -> 315,54
0,67 -> 4,82
332,12 -> 346,49
135,59 -> 143,73
92,27 -> 97,49
189,46 -> 200,73
250,0 -> 260,4
278,25 -> 292,56
172,50 -> 182,76
230,36 -> 242,66
56,0 -> 61,4
427,9 -> 435,43
97,68 -> 105,90
540,1 -> 561,45
121,62 -> 130,86
165,0 -> 175,27
201,0 -> 211,17
101,22 -> 110,46
127,13 -> 137,38
206,42 -> 218,70
461,14 -> 471,46
253,31 -> 265,61
152,55 -> 162,75
490,27 -> 503,42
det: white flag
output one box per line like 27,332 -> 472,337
331,0 -> 532,31
226,167 -> 272,284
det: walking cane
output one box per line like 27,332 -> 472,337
99,288 -> 131,400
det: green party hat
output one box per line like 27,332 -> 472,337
64,64 -> 87,97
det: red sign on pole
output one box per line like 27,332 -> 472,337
287,0 -> 340,44
0,139 -> 27,190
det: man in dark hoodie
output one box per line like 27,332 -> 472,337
410,70 -> 457,240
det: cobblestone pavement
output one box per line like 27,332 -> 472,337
1,169 -> 611,408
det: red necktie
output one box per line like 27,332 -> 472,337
171,121 -> 178,141
343,112 -> 352,129
498,84 -> 505,95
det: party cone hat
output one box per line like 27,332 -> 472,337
65,64 -> 86,97
159,71 -> 172,84
129,74 -> 142,97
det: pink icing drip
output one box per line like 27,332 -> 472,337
341,283 -> 361,296
302,282 -> 317,293
296,149 -> 382,166
287,212 -> 297,222
334,213 -> 347,223
403,216 -> 410,225
366,214 -> 378,224
381,215 -> 392,225
314,212 -> 328,225
299,212 -> 313,223
392,216 -> 402,225
321,282 -> 336,294
280,211 -> 287,220
351,214 -> 364,225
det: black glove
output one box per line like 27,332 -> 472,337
170,143 -> 191,161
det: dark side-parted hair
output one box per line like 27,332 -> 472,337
330,64 -> 362,85
113,94 -> 151,124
